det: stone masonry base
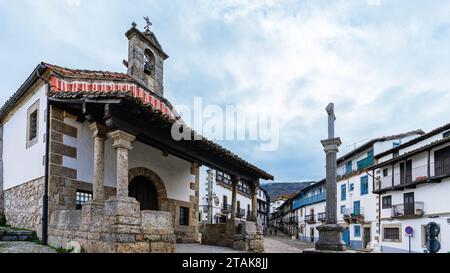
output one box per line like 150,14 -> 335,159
48,196 -> 176,253
202,220 -> 264,253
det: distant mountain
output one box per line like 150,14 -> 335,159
261,182 -> 316,201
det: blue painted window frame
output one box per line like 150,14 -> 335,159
345,161 -> 352,174
340,205 -> 345,214
341,184 -> 347,201
353,201 -> 361,215
360,176 -> 369,195
354,225 -> 361,237
349,183 -> 354,192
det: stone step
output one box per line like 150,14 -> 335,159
0,228 -> 34,241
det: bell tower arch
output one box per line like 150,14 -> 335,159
125,20 -> 169,97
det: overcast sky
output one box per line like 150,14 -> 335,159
1,0 -> 449,182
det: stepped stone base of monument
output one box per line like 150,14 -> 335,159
313,224 -> 347,252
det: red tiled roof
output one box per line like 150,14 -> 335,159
44,63 -> 132,81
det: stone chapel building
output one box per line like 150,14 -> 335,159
0,23 -> 273,252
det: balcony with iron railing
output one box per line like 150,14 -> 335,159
317,212 -> 326,222
216,173 -> 232,186
343,207 -> 364,223
237,209 -> 246,218
304,215 -> 316,224
222,204 -> 232,214
392,202 -> 424,219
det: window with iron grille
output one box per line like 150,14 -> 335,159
180,206 -> 190,226
76,190 -> 93,210
383,228 -> 400,241
29,111 -> 38,140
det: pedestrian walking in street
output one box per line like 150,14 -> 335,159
274,229 -> 277,236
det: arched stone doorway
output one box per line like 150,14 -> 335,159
129,176 -> 158,210
128,167 -> 168,211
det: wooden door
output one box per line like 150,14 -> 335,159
364,228 -> 371,248
404,192 -> 415,216
129,176 -> 158,211
343,228 -> 350,246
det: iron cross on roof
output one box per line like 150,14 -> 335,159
143,16 -> 152,32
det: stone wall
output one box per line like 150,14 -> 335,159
3,177 -> 44,233
48,106 -> 79,216
48,206 -> 176,253
202,220 -> 264,253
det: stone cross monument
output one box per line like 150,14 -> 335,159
315,103 -> 346,251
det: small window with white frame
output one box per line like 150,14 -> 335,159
26,100 -> 40,148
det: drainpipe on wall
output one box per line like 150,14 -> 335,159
37,66 -> 50,245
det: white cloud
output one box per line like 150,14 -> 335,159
66,0 -> 81,7
1,0 -> 449,181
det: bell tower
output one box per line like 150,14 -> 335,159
125,20 -> 169,97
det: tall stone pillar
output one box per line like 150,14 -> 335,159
315,103 -> 346,251
322,139 -> 340,225
230,176 -> 239,221
109,130 -> 136,198
90,123 -> 107,202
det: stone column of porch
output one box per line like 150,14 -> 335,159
80,123 -> 108,231
230,176 -> 239,221
109,130 -> 136,198
90,122 -> 107,202
104,130 -> 142,239
251,183 -> 258,222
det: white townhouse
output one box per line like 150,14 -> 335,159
292,180 -> 326,243
370,123 -> 450,253
200,168 -> 259,226
336,131 -> 424,250
257,187 -> 270,229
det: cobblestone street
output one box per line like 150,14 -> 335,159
177,243 -> 245,253
176,233 -> 313,253
0,241 -> 56,253
264,234 -> 314,253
